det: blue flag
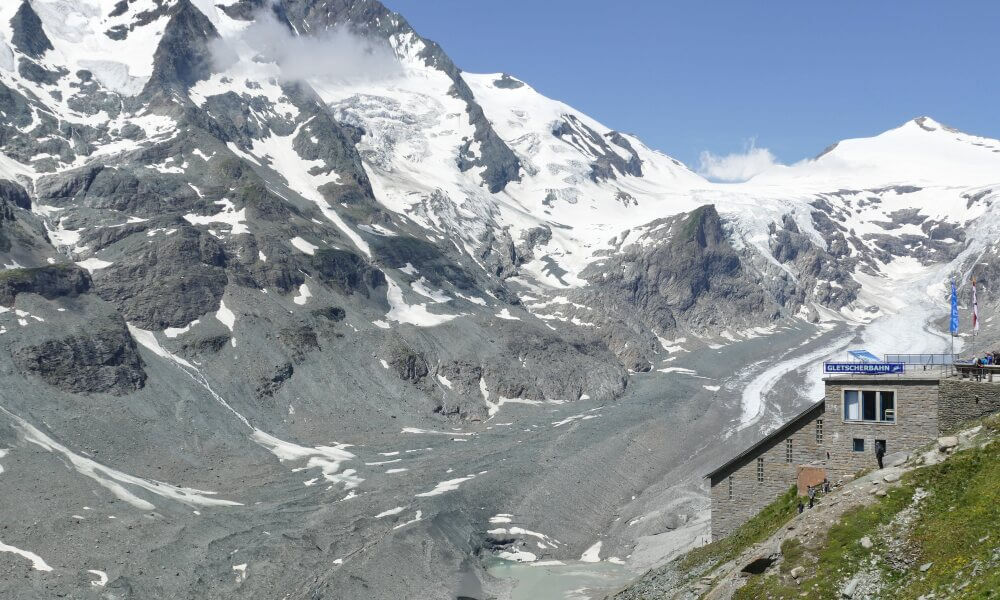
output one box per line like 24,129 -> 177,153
950,280 -> 959,334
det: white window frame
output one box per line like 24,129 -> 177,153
842,388 -> 898,424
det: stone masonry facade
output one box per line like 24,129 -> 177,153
938,378 -> 1000,431
708,375 -> 1000,541
709,402 -> 824,541
823,377 -> 940,480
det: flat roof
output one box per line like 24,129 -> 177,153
823,374 -> 943,382
704,399 -> 825,481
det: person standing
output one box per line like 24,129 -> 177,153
875,440 -> 886,470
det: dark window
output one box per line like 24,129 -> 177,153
757,457 -> 764,483
728,476 -> 734,501
862,391 -> 878,421
853,438 -> 865,452
786,438 -> 793,463
816,419 -> 824,443
880,391 -> 895,422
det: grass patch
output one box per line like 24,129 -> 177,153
777,537 -> 805,575
735,485 -> 913,599
896,440 -> 1000,599
735,437 -> 1000,600
680,486 -> 800,573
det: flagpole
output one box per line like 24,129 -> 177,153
972,276 -> 979,361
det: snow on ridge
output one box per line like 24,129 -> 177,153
414,474 -> 476,497
748,116 -> 1000,189
75,257 -> 113,272
392,510 -> 422,530
0,403 -> 242,510
385,277 -> 458,327
290,236 -> 318,255
293,283 -> 312,305
164,318 -> 200,339
375,506 -> 405,518
0,540 -> 52,572
30,0 -> 175,96
579,541 -> 602,563
251,430 -> 363,491
183,199 -> 249,235
87,569 -> 109,587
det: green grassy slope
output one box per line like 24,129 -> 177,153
737,418 -> 1000,599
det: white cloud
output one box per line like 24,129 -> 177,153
698,139 -> 781,182
211,10 -> 402,84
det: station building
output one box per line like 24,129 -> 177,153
706,371 -> 1000,541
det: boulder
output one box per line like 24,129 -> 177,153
883,472 -> 900,483
938,436 -> 959,451
842,576 -> 860,598
859,536 -> 873,549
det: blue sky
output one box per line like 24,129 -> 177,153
382,1 -> 999,179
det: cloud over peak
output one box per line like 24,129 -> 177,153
211,10 -> 402,85
697,139 -> 781,182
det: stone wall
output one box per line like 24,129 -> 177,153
709,404 -> 824,541
823,377 -> 939,480
938,378 -> 1000,431
710,376 -> 1000,544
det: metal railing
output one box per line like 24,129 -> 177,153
884,353 -> 959,365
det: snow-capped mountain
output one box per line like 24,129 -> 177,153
0,1 -> 998,598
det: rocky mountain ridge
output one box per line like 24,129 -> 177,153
0,1 -> 998,598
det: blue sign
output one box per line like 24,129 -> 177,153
824,362 -> 904,374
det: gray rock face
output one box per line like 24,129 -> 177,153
92,227 -> 228,329
256,361 -> 294,398
553,114 -> 642,181
0,264 -> 91,306
309,249 -> 385,297
0,1 -> 993,599
0,179 -> 30,210
372,235 -> 475,290
769,212 -> 859,310
144,0 -> 219,97
261,0 -> 523,193
277,324 -> 319,363
384,340 -> 429,384
10,1 -> 53,59
581,205 -> 779,340
11,312 -> 146,395
493,73 -> 524,89
487,324 -> 627,403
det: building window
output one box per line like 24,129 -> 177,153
853,438 -> 865,452
728,476 -> 734,501
757,457 -> 764,482
816,419 -> 824,443
785,438 -> 793,463
880,392 -> 895,422
843,390 -> 896,423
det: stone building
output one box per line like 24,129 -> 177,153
706,400 -> 825,541
706,373 -> 1000,541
